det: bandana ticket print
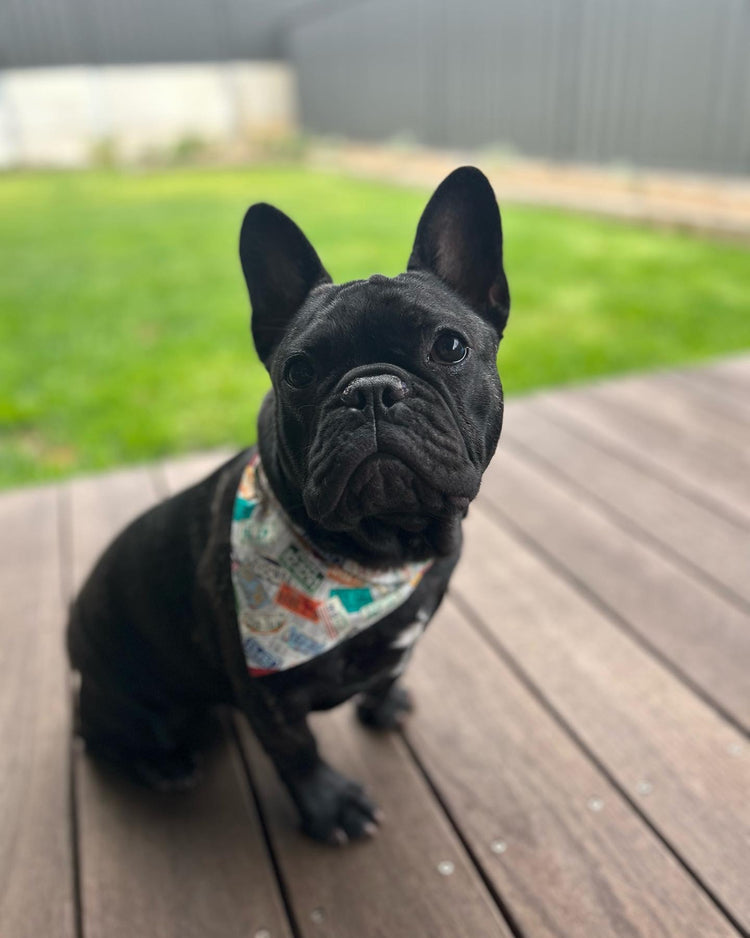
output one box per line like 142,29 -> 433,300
231,456 -> 432,676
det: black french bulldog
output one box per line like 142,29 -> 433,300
67,166 -> 510,844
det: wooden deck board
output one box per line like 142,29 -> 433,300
481,445 -> 750,728
664,371 -> 750,425
451,507 -> 750,931
2,354 -> 749,938
687,355 -> 750,400
0,487 -> 76,938
501,403 -> 750,606
73,732 -> 293,938
406,599 -> 741,938
539,384 -> 750,527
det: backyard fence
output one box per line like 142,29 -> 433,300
2,0 -> 749,174
288,0 -> 750,175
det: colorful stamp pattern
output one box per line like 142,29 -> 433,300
230,456 -> 432,676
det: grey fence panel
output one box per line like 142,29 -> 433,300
0,0 -> 88,66
88,0 -> 223,65
1,0 -> 748,173
711,0 -> 750,173
286,0 -> 429,142
288,0 -> 750,175
0,0 -> 328,67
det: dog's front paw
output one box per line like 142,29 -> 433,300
357,684 -> 414,730
289,762 -> 381,845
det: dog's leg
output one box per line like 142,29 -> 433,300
241,702 -> 381,844
357,677 -> 414,730
75,675 -> 203,791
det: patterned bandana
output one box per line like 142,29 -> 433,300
231,455 -> 432,676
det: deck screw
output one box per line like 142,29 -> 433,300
490,840 -> 507,854
636,780 -> 653,796
727,742 -> 743,757
587,797 -> 604,812
310,908 -> 325,925
437,860 -> 455,876
255,931 -> 271,938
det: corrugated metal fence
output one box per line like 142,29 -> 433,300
0,0 -> 310,66
288,0 -> 750,175
2,0 -> 749,174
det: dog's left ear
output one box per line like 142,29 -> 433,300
240,203 -> 331,364
408,166 -> 510,338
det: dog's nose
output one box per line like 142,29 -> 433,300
340,374 -> 409,411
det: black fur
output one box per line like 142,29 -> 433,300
67,167 -> 510,844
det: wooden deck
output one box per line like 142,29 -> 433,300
2,356 -> 749,938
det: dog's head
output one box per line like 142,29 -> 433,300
239,167 -> 510,566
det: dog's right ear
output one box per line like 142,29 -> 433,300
239,203 -> 331,365
408,167 -> 510,339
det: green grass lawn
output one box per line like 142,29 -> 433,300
1,165 -> 749,489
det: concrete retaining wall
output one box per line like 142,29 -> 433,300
0,61 -> 297,167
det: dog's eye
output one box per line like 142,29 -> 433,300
431,332 -> 469,364
283,355 -> 316,389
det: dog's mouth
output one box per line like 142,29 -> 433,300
297,379 -> 482,563
303,447 -> 473,533
301,449 -> 472,563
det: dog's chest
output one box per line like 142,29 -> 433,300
230,457 -> 431,678
272,604 -> 430,714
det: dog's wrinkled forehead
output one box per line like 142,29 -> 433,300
278,270 -> 493,368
